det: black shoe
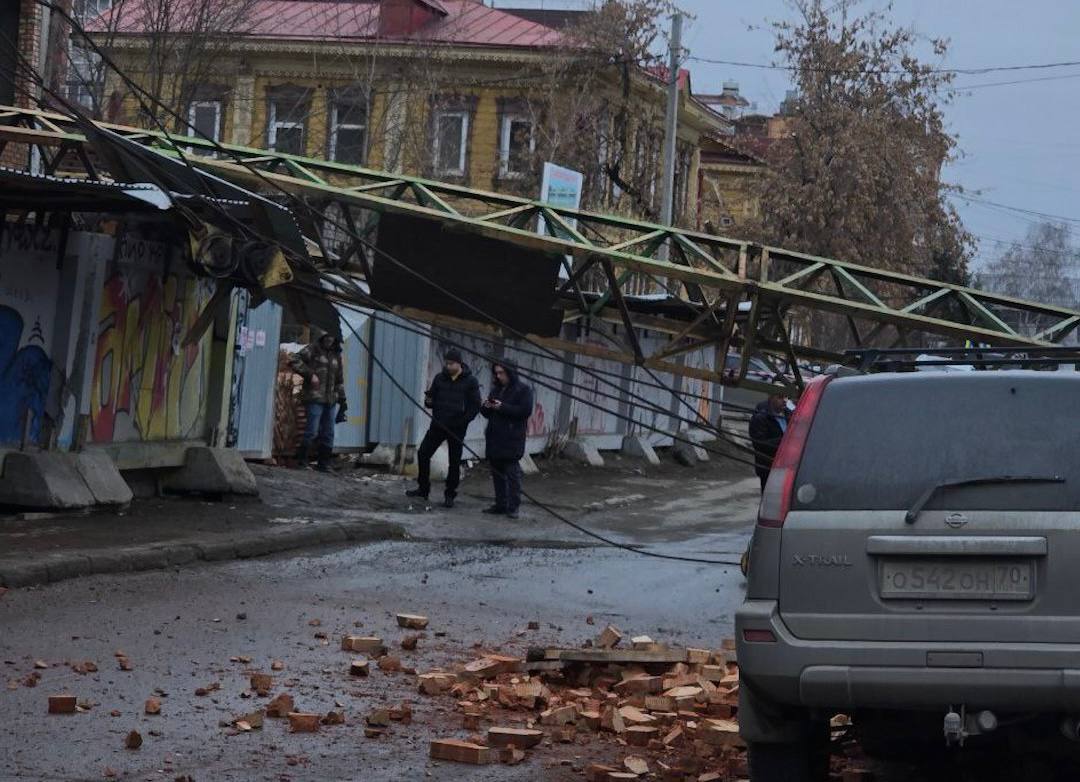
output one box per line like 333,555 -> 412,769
443,496 -> 455,509
295,441 -> 312,470
406,488 -> 429,499
482,505 -> 506,515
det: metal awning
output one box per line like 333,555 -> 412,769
0,167 -> 172,212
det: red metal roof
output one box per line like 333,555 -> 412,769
95,0 -> 563,48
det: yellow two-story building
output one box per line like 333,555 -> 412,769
92,0 -> 730,225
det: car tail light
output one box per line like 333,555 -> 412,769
758,375 -> 832,528
742,628 -> 777,643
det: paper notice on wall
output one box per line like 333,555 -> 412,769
238,326 -> 249,354
255,329 -> 267,347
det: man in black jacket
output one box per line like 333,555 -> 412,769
480,361 -> 534,519
407,348 -> 481,508
748,390 -> 791,491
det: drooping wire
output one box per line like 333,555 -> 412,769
31,16 -> 766,461
301,276 -> 763,465
12,4 -> 771,463
10,10 -> 760,566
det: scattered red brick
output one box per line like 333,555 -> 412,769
48,695 -> 77,714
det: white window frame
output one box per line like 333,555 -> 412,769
328,100 -> 368,164
187,100 -> 221,143
432,110 -> 469,176
498,114 -> 535,179
268,101 -> 305,154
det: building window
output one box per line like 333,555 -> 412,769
433,110 -> 468,176
499,115 -> 534,178
268,96 -> 307,155
329,96 -> 367,165
67,0 -> 113,109
188,100 -> 221,144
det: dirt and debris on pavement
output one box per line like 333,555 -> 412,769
11,608 -> 878,781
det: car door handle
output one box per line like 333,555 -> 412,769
866,536 -> 1047,557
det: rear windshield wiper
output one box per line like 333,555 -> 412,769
905,475 -> 1065,524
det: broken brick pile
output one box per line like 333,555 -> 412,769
420,624 -> 748,781
29,609 -> 873,780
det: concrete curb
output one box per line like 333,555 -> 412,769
0,519 -> 406,589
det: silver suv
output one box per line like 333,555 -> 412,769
736,359 -> 1080,780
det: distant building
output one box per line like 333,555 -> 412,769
696,80 -> 751,122
697,93 -> 795,233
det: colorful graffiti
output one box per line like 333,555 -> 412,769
0,225 -> 61,446
89,265 -> 214,444
527,400 -> 546,438
0,305 -> 53,444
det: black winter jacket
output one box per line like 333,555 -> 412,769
748,400 -> 789,477
425,365 -> 481,429
481,364 -> 534,461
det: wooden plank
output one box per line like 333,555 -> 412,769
538,647 -> 690,664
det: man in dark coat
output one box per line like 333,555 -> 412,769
407,348 -> 481,508
748,390 -> 791,491
290,331 -> 346,472
480,361 -> 534,519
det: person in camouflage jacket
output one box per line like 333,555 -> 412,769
290,332 -> 346,471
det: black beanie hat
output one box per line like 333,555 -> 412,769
444,348 -> 464,364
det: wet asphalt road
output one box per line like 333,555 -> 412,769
0,532 -> 748,781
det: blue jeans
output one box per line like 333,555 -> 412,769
304,402 -> 337,449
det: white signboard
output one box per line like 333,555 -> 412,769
538,162 -> 584,279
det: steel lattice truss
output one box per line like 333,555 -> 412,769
3,104 -> 1079,395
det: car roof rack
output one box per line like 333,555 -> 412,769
844,347 -> 1080,373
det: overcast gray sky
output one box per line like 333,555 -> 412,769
677,0 -> 1080,270
499,0 -> 1080,270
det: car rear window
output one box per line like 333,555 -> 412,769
794,372 -> 1080,511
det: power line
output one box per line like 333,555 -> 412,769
686,55 -> 1080,77
11,8 -> 758,567
959,195 -> 1080,226
952,71 -> 1080,91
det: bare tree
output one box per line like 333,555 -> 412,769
976,222 -> 1080,338
743,0 -> 973,283
520,0 -> 676,219
77,0 -> 258,128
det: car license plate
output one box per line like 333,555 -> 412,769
879,558 -> 1034,600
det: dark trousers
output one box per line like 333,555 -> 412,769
489,458 -> 523,512
416,422 -> 465,498
757,470 -> 769,492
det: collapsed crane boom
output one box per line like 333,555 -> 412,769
2,104 -> 1077,395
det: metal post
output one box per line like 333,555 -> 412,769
659,11 -> 683,229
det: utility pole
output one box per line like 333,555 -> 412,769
659,10 -> 683,229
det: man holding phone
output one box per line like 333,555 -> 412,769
480,361 -> 534,519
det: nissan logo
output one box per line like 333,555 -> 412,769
945,513 -> 969,529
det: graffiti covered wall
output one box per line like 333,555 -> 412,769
89,237 -> 215,444
0,225 -> 61,446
